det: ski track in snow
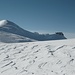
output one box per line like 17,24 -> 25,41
0,39 -> 75,75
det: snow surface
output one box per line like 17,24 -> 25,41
0,39 -> 75,75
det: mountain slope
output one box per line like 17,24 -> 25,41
0,39 -> 75,75
0,31 -> 36,43
0,20 -> 36,42
0,20 -> 66,42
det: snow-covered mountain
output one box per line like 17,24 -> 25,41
0,20 -> 66,43
0,20 -> 37,42
0,39 -> 75,75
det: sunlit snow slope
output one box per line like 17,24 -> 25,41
0,39 -> 75,75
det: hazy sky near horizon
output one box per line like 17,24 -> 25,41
0,0 -> 75,38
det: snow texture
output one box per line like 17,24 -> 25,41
0,39 -> 75,75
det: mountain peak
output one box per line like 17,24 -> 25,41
0,20 -> 9,27
0,20 -> 19,28
0,20 -> 17,27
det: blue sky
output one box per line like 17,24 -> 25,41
0,0 -> 75,38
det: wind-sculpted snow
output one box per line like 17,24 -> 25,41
0,39 -> 75,75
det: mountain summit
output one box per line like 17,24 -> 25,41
0,20 -> 66,43
0,20 -> 8,27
